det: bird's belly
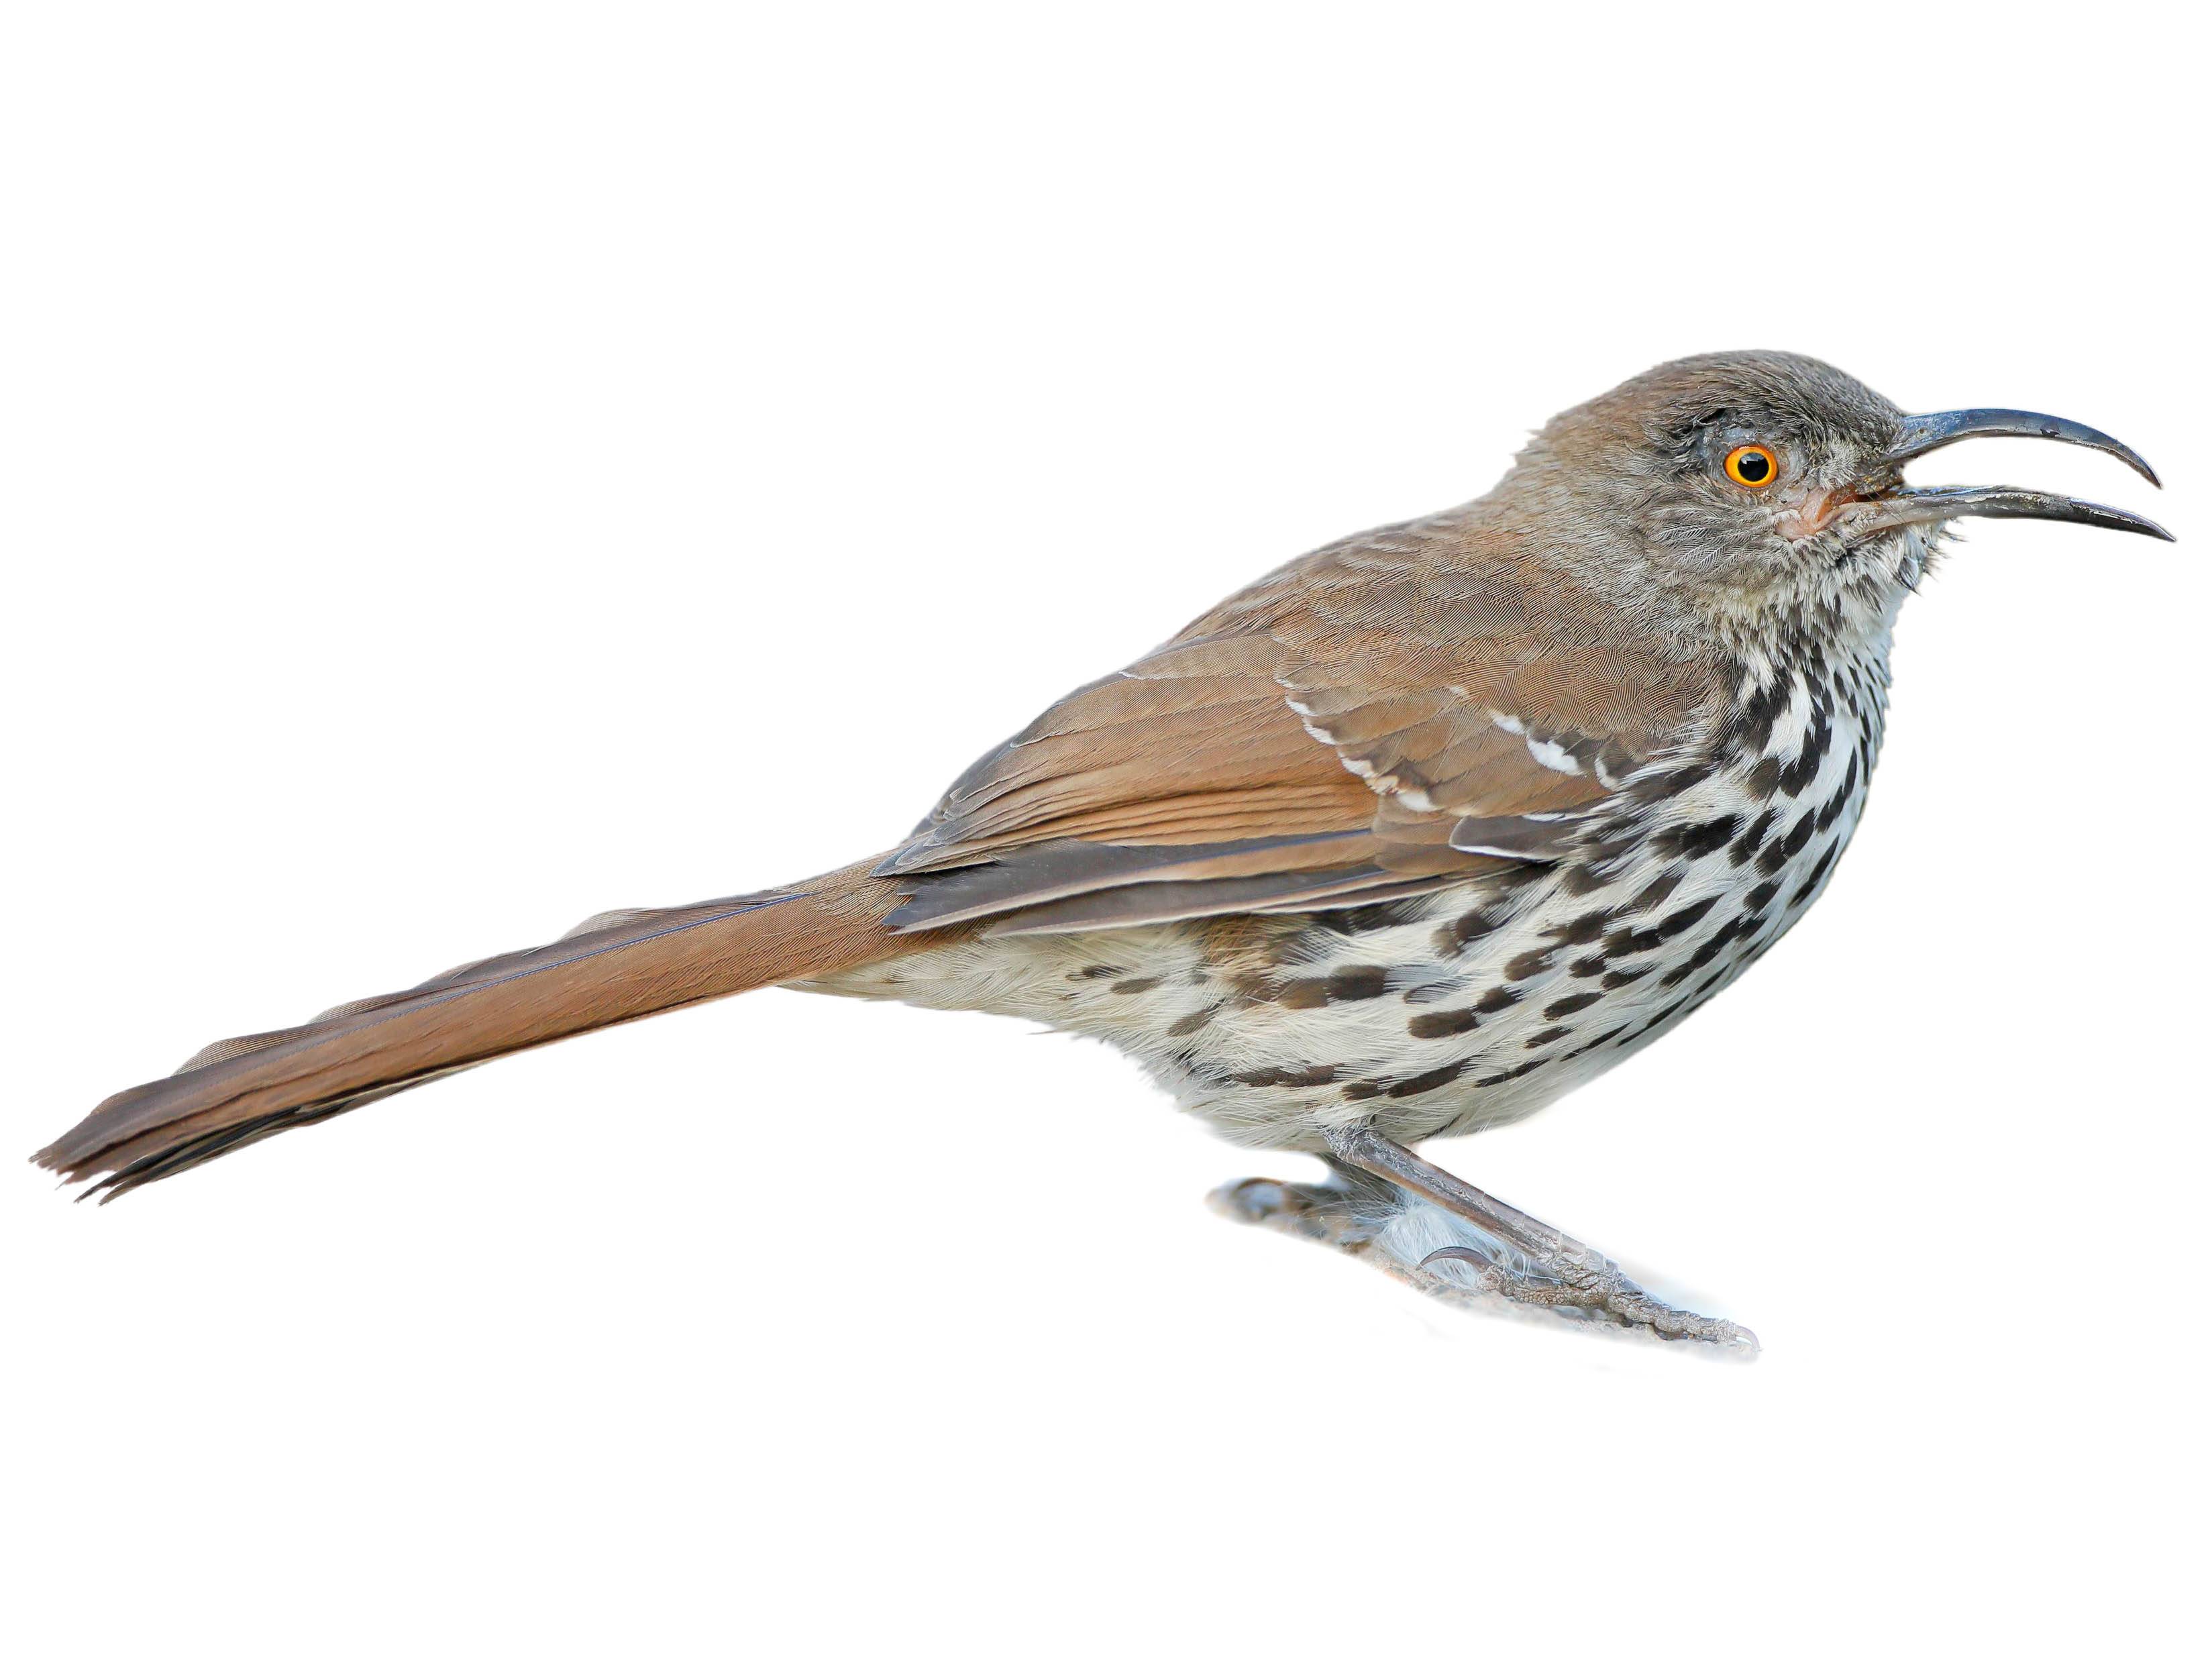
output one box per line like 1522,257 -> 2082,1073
815,680 -> 1880,1152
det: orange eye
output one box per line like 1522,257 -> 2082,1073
1724,443 -> 1778,488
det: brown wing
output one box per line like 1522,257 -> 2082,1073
882,506 -> 1720,934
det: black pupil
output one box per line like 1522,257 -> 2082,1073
1736,449 -> 1771,482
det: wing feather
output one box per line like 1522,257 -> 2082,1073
882,505 -> 1724,932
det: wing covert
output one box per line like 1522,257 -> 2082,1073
880,507 -> 1722,933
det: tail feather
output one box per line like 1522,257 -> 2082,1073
36,859 -> 920,1199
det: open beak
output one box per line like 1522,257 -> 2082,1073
1839,407 -> 2172,543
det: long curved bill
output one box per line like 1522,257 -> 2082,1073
1839,484 -> 2172,541
1888,407 -> 2160,486
1848,407 -> 2172,542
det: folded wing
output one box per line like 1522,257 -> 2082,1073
882,509 -> 1721,934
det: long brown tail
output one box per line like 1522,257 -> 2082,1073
36,859 -> 923,1200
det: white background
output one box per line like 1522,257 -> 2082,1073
5,4 -> 2205,1654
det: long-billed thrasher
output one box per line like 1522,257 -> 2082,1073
37,352 -> 2171,1350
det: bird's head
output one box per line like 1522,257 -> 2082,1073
1502,350 -> 2168,648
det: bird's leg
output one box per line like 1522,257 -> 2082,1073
1222,1122 -> 1754,1350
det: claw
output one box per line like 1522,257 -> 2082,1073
1417,1243 -> 1504,1283
1416,1242 -> 1546,1283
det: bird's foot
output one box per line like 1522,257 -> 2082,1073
1416,1242 -> 1756,1350
1211,1157 -> 1756,1354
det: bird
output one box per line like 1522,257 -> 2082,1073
36,351 -> 2170,1349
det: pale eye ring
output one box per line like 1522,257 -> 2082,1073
1724,443 -> 1778,488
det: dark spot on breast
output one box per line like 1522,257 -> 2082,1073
1654,814 -> 1742,861
1743,879 -> 1781,913
1475,985 -> 1524,1014
1387,1060 -> 1470,1099
1656,896 -> 1720,939
1473,1056 -> 1549,1087
1341,1081 -> 1382,1102
1621,871 -> 1683,915
1791,843 -> 1842,905
1630,760 -> 1716,804
1316,898 -> 1428,935
1073,964 -> 1122,980
1168,1008 -> 1213,1037
1600,965 -> 1650,989
1815,755 -> 1861,831
1234,1064 -> 1340,1088
1587,830 -> 1644,869
1659,919 -> 1745,986
1409,1008 -> 1481,1040
1738,674 -> 1793,751
1325,965 -> 1390,1002
1559,863 -> 1614,896
1110,976 -> 1162,995
1548,908 -> 1618,945
1747,756 -> 1783,796
1777,713 -> 1832,796
1544,991 -> 1601,1018
1436,905 -> 1504,956
1603,923 -> 1665,957
1504,949 -> 1555,981
1569,953 -> 1610,978
1730,810 -> 1777,866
